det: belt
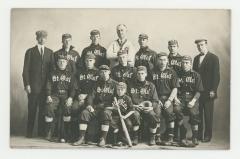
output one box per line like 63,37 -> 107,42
56,90 -> 67,95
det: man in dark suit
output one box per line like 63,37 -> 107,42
193,39 -> 220,142
22,30 -> 54,138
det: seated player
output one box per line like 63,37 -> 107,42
71,52 -> 100,142
174,55 -> 203,147
128,66 -> 161,146
111,49 -> 137,85
109,82 -> 139,146
45,55 -> 77,143
72,65 -> 117,147
151,52 -> 179,146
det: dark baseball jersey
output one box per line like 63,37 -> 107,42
113,94 -> 134,115
111,64 -> 137,85
86,78 -> 117,108
151,67 -> 179,97
178,70 -> 204,96
127,80 -> 159,105
168,53 -> 182,76
135,46 -> 157,72
76,67 -> 100,94
46,68 -> 77,98
54,46 -> 80,74
81,44 -> 108,68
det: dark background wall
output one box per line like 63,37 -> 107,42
10,9 -> 230,143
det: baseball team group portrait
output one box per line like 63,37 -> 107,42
10,9 -> 230,150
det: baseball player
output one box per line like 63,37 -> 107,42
167,40 -> 183,141
45,55 -> 77,143
151,52 -> 179,146
72,65 -> 118,147
107,24 -> 136,67
168,40 -> 182,76
108,82 -> 139,146
54,33 -> 80,74
128,66 -> 160,146
71,52 -> 100,142
135,34 -> 157,79
174,55 -> 203,146
81,29 -> 109,68
111,49 -> 137,85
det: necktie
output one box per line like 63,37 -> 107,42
40,47 -> 44,59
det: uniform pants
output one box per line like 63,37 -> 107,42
173,99 -> 200,125
45,95 -> 71,139
159,96 -> 175,123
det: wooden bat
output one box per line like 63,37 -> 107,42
114,97 -> 132,147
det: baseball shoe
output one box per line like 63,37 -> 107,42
113,141 -> 123,147
178,139 -> 196,147
72,137 -> 85,146
192,138 -> 199,145
98,137 -> 106,147
149,134 -> 156,146
161,135 -> 173,146
132,136 -> 139,146
155,135 -> 162,145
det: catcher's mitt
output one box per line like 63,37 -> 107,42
139,101 -> 153,108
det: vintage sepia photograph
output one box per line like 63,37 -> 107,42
10,8 -> 230,150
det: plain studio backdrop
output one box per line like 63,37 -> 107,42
10,9 -> 230,145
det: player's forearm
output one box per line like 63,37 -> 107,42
168,88 -> 177,102
191,92 -> 201,103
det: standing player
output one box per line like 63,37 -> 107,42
168,40 -> 182,76
72,65 -> 117,147
128,66 -> 160,146
151,52 -> 178,146
45,55 -> 77,143
193,39 -> 220,142
54,33 -> 80,74
22,30 -> 53,138
81,29 -> 109,68
135,33 -> 157,79
174,55 -> 203,146
107,24 -> 136,67
111,49 -> 137,85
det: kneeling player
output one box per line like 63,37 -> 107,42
174,55 -> 203,147
108,82 -> 139,146
128,66 -> 161,146
45,55 -> 77,143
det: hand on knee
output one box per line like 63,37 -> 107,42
113,129 -> 119,133
45,116 -> 53,122
63,116 -> 71,122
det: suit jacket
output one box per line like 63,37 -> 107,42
193,52 -> 220,99
22,45 -> 54,94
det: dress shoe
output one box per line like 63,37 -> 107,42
202,137 -> 211,143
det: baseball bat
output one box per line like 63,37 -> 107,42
114,97 -> 132,147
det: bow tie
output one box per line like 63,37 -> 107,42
200,53 -> 205,56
